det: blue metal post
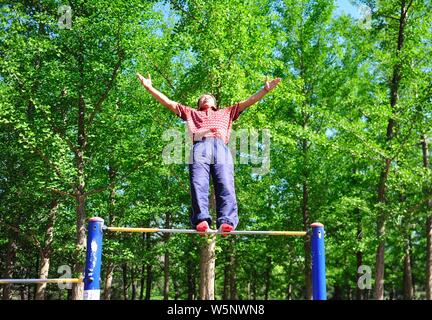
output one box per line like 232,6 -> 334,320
84,217 -> 104,300
311,222 -> 326,300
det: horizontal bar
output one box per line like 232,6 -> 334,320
0,278 -> 83,285
106,227 -> 306,236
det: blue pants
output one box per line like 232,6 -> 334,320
189,137 -> 239,229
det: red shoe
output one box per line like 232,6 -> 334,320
219,223 -> 234,237
196,221 -> 209,234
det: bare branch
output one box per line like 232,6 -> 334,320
406,0 -> 414,13
170,1 -> 206,31
30,147 -> 69,186
88,50 -> 125,129
3,122 -> 73,188
142,51 -> 176,91
49,188 -> 75,199
407,192 -> 432,215
51,125 -> 78,157
0,220 -> 43,257
84,183 -> 115,197
381,14 -> 399,21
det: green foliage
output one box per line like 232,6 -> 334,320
1,0 -> 431,300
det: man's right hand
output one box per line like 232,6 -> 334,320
136,73 -> 152,89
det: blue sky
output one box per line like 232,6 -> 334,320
155,0 -> 362,20
334,0 -> 361,18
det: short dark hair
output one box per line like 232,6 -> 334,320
197,93 -> 218,110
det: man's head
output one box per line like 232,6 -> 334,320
197,93 -> 217,110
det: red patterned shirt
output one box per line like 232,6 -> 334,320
175,103 -> 243,144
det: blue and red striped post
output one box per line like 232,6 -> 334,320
84,217 -> 104,300
311,222 -> 326,300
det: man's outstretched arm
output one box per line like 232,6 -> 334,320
238,77 -> 282,113
136,73 -> 178,114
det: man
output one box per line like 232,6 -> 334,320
137,73 -> 281,235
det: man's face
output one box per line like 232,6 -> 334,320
199,95 -> 216,110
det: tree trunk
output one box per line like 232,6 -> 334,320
228,238 -> 238,300
36,198 -> 58,300
375,1 -> 408,300
72,136 -> 87,300
422,134 -> 432,299
35,256 -> 50,300
187,250 -> 196,300
71,191 -> 86,300
122,263 -> 128,300
163,212 -> 171,300
298,15 -> 312,296
356,207 -> 363,300
199,188 -> 216,300
28,284 -> 32,301
286,283 -> 292,300
2,238 -> 17,300
25,267 -> 32,300
302,177 -> 312,300
264,256 -> 272,300
403,237 -> 414,299
139,264 -> 145,300
20,286 -> 26,300
145,263 -> 153,300
173,274 -> 180,300
102,166 -> 117,300
103,261 -> 115,300
199,235 -> 216,300
131,266 -> 137,300
333,285 -> 342,300
163,250 -> 170,300
33,255 -> 39,300
71,41 -> 88,300
185,210 -> 197,300
251,270 -> 257,300
374,140 -> 393,297
375,217 -> 386,300
145,232 -> 152,300
427,216 -> 432,300
389,287 -> 394,300
223,261 -> 229,299
285,264 -> 293,300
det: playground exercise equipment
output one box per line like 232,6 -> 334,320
0,217 -> 327,300
0,278 -> 82,285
